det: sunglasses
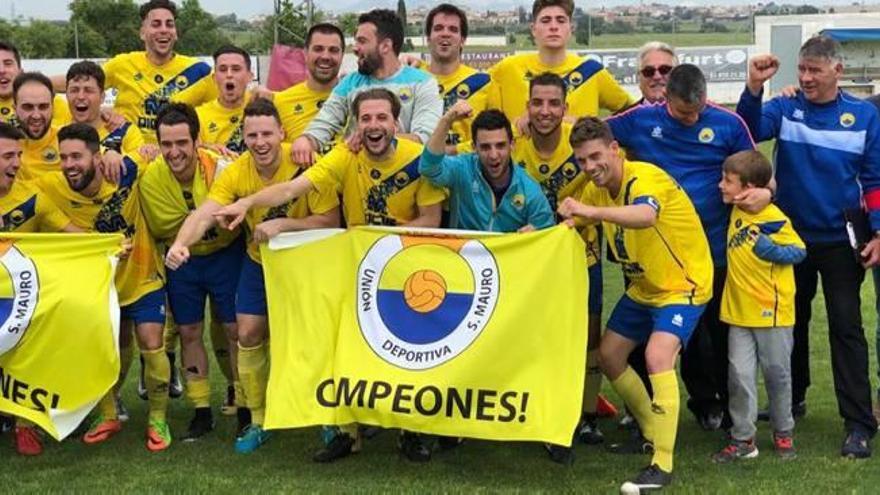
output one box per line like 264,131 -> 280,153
640,65 -> 673,78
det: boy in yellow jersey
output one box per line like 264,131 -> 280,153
274,23 -> 343,152
558,117 -> 713,492
13,73 -> 60,182
712,150 -> 804,464
38,123 -> 171,452
197,45 -> 252,156
511,73 -> 605,461
0,122 -> 81,457
0,42 -> 70,126
487,0 -> 632,132
422,4 -> 490,154
214,88 -> 445,463
140,103 -> 246,442
165,98 -> 340,453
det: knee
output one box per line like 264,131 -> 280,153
645,348 -> 675,375
598,343 -> 624,378
238,324 -> 265,348
178,324 -> 203,346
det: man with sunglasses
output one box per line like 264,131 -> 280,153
604,64 -> 765,439
636,42 -> 677,105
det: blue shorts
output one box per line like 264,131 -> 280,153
235,256 -> 267,316
166,236 -> 245,325
120,288 -> 167,325
588,263 -> 602,315
606,294 -> 705,346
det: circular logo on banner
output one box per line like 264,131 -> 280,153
356,235 -> 500,370
0,241 -> 39,356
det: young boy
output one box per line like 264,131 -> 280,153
713,150 -> 805,463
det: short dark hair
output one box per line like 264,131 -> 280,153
66,61 -> 105,90
532,0 -> 574,20
156,102 -> 199,142
666,64 -> 706,105
569,116 -> 614,148
358,9 -> 405,55
471,109 -> 513,143
58,123 -> 101,154
0,122 -> 23,141
13,72 -> 54,102
800,35 -> 843,64
140,0 -> 177,20
529,72 -> 567,100
425,4 -> 469,39
0,41 -> 21,68
243,97 -> 282,127
212,44 -> 251,71
352,88 -> 401,120
306,23 -> 345,50
723,150 -> 772,189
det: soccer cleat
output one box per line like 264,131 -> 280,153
168,352 -> 183,399
115,395 -> 129,422
596,394 -> 619,418
618,409 -> 638,431
841,430 -> 871,459
182,408 -> 214,442
544,443 -> 575,465
398,431 -> 432,463
577,413 -> 605,445
607,432 -> 653,455
773,432 -> 796,460
82,416 -> 123,445
14,426 -> 42,456
137,356 -> 148,400
711,438 -> 758,463
313,431 -> 356,463
235,424 -> 270,454
146,418 -> 172,452
221,385 -> 236,416
697,411 -> 724,431
619,464 -> 673,494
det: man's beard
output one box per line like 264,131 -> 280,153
357,51 -> 382,76
66,166 -> 96,192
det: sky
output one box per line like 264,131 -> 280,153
0,0 -> 861,21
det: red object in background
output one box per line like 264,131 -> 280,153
267,44 -> 307,91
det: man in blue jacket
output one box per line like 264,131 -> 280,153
419,102 -> 555,233
737,35 -> 880,458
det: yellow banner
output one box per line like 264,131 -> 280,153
0,234 -> 121,440
263,226 -> 588,446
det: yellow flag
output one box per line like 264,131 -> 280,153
262,226 -> 588,446
0,234 -> 121,440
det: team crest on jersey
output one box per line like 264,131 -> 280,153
568,72 -> 584,88
294,103 -> 304,115
42,147 -> 58,161
175,76 -> 189,89
394,171 -> 410,186
511,194 -> 525,209
698,127 -> 715,143
154,74 -> 164,84
0,108 -> 9,116
398,88 -> 413,103
455,84 -> 471,99
208,122 -> 218,132
370,169 -> 382,180
539,164 -> 550,174
230,116 -> 239,124
562,162 -> 578,178
356,235 -> 500,370
0,241 -> 39,356
840,112 -> 856,128
133,72 -> 143,82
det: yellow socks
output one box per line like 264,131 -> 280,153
610,366 -> 655,442
186,376 -> 211,409
582,349 -> 601,414
648,370 -> 679,473
98,392 -> 118,421
238,342 -> 268,425
142,348 -> 171,422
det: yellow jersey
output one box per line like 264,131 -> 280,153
429,64 -> 491,152
579,160 -> 713,306
140,149 -> 239,256
20,126 -> 60,183
103,52 -> 216,144
0,180 -> 70,232
38,157 -> 164,305
207,143 -> 338,263
98,121 -> 146,157
196,99 -> 246,154
513,123 -> 599,266
274,81 -> 333,150
721,205 -> 804,327
304,138 -> 446,227
0,95 -> 71,127
487,53 -> 632,127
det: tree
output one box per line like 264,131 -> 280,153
338,12 -> 359,36
66,21 -> 108,58
653,21 -> 673,33
795,5 -> 820,15
69,0 -> 141,57
397,0 -> 408,27
176,0 -> 231,55
575,18 -> 590,45
256,1 -> 325,51
517,5 -> 528,24
17,21 -> 69,58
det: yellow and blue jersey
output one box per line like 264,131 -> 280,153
39,157 -> 164,306
103,51 -> 216,144
430,64 -> 491,152
579,160 -> 713,306
721,204 -> 804,327
196,99 -> 246,154
304,138 -> 446,227
207,143 -> 339,263
274,81 -> 333,149
20,126 -> 60,183
98,121 -> 146,157
0,180 -> 70,232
